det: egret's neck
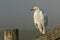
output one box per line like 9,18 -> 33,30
34,10 -> 43,17
34,10 -> 40,14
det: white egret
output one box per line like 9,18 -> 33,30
31,6 -> 48,34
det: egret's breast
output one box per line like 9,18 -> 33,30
34,11 -> 44,23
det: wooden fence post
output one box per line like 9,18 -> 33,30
4,29 -> 19,40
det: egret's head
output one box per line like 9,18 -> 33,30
31,6 -> 40,12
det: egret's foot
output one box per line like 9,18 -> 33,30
42,31 -> 45,34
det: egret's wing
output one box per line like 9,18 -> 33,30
41,9 -> 48,26
44,12 -> 48,26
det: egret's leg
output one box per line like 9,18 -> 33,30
38,24 -> 43,33
41,20 -> 46,34
42,25 -> 46,34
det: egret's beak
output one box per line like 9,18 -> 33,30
30,9 -> 34,11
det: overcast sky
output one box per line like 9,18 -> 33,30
0,0 -> 60,30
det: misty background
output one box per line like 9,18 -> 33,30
0,0 -> 60,40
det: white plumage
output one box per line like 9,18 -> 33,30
31,6 -> 48,34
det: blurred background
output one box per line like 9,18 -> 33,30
0,0 -> 60,40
